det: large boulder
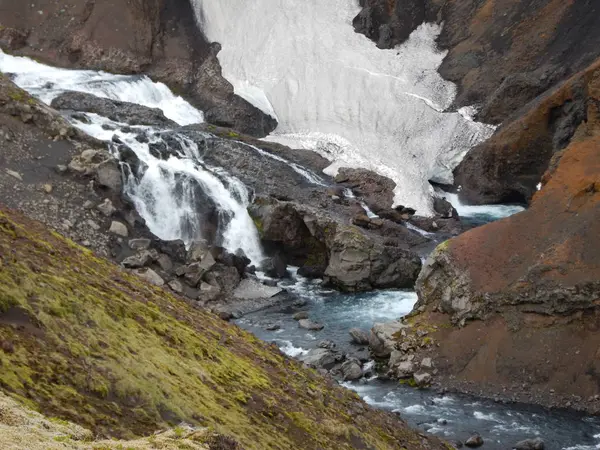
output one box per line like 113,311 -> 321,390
334,168 -> 396,209
368,322 -> 407,358
51,91 -> 179,128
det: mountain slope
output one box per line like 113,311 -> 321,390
0,205 -> 445,449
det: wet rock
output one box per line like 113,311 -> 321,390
129,238 -> 151,251
187,240 -> 210,262
96,198 -> 116,217
298,319 -> 325,331
349,328 -> 370,345
96,159 -> 122,193
513,438 -> 545,450
264,323 -> 281,331
233,278 -> 283,300
318,340 -> 337,350
262,254 -> 288,278
465,434 -> 484,448
51,91 -> 179,128
300,348 -> 337,370
341,359 -> 363,381
135,268 -> 164,286
293,311 -> 309,321
433,197 -> 456,219
109,221 -> 128,237
334,168 -> 396,209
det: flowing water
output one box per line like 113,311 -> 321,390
192,0 -> 495,215
2,45 -> 598,449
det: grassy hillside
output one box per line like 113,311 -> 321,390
0,205 -> 445,449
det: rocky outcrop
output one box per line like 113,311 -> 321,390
410,69 -> 600,409
354,1 -> 600,125
455,59 -> 599,205
249,197 -> 422,291
0,0 -> 276,136
51,91 -> 179,128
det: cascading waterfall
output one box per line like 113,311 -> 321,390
0,50 -> 264,263
191,0 -> 495,215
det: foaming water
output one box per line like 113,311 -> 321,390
444,192 -> 526,225
1,51 -> 264,262
192,1 -> 494,215
0,50 -> 203,126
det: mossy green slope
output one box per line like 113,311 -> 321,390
0,206 -> 445,449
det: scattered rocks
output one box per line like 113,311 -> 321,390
298,319 -> 325,331
349,328 -> 370,345
293,311 -> 309,321
109,221 -> 128,237
513,438 -> 545,450
465,434 -> 484,448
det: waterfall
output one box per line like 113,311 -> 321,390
191,0 -> 495,215
0,50 -> 265,263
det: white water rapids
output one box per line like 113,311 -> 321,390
192,0 -> 495,215
0,50 -> 265,263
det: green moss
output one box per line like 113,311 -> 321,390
0,208 -> 447,450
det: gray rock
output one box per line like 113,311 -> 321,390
264,323 -> 281,331
233,278 -> 283,300
129,238 -> 151,251
513,438 -> 545,450
420,357 -> 434,370
96,198 -> 116,217
413,371 -> 432,387
96,159 -> 122,193
198,282 -> 221,302
122,250 -> 157,268
157,254 -> 173,272
204,265 -> 241,292
135,268 -> 164,286
187,240 -> 209,262
341,359 -> 363,381
300,348 -> 337,370
109,221 -> 128,237
298,319 -> 325,331
388,350 -> 404,369
293,311 -> 309,321
465,434 -> 484,448
396,360 -> 416,378
168,279 -> 184,294
184,262 -> 208,287
262,254 -> 287,278
369,321 -> 407,358
349,328 -> 370,345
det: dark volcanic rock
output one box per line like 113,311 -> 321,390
335,167 -> 396,209
51,91 -> 179,128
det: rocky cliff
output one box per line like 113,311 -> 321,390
406,59 -> 600,410
0,0 -> 276,136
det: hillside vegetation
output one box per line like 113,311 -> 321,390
0,205 -> 445,449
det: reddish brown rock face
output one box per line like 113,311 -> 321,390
414,61 -> 600,409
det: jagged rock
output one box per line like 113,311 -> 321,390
198,282 -> 221,302
96,198 -> 116,217
233,278 -> 283,300
122,250 -> 157,268
262,254 -> 288,278
388,350 -> 404,369
109,221 -> 128,237
420,357 -> 434,370
513,438 -> 545,450
433,197 -> 456,219
184,262 -> 208,287
204,265 -> 241,292
96,159 -> 122,193
465,434 -> 484,448
51,91 -> 179,128
300,348 -> 337,370
349,328 -> 370,345
168,279 -> 184,294
158,240 -> 187,263
129,238 -> 151,251
298,319 -> 325,331
293,311 -> 309,321
214,248 -> 251,276
413,372 -> 432,387
334,168 -> 396,209
187,240 -> 209,262
135,268 -> 164,286
156,254 -> 173,272
369,321 -> 407,358
318,340 -> 336,350
395,361 -> 416,378
341,359 -> 363,381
